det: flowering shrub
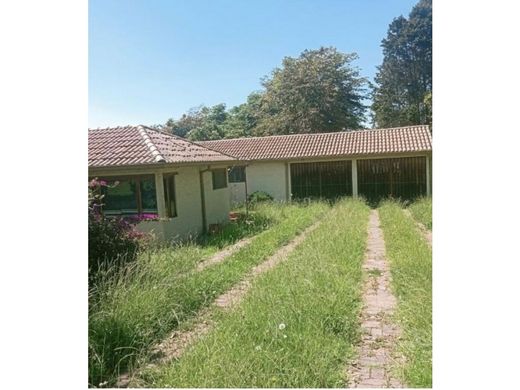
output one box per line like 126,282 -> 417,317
88,178 -> 149,275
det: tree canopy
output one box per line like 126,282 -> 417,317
371,0 -> 432,127
161,1 -> 432,140
163,47 -> 367,141
254,47 -> 367,135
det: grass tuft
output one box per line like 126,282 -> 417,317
379,200 -> 432,387
408,197 -> 432,230
142,198 -> 369,388
88,202 -> 328,387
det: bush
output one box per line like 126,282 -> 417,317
247,190 -> 273,203
88,179 -> 148,276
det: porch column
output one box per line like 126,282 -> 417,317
285,162 -> 292,202
352,159 -> 358,198
154,172 -> 167,218
426,156 -> 431,196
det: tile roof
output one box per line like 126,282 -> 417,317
199,125 -> 432,161
88,125 -> 236,167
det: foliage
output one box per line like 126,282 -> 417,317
408,196 -> 432,230
247,190 -> 274,203
162,47 -> 368,141
88,202 -> 328,387
379,201 -> 432,387
143,199 -> 369,387
255,47 -> 367,135
221,92 -> 263,138
372,0 -> 432,127
163,104 -> 229,141
88,179 -> 147,276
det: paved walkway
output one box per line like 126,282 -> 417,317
347,210 -> 403,388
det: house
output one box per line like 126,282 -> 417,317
88,125 -> 240,240
200,125 -> 432,204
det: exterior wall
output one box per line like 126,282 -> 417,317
136,166 -> 204,241
229,182 -> 246,206
246,162 -> 288,202
202,170 -> 231,228
89,164 -> 232,243
228,153 -> 431,204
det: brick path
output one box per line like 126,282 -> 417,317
347,210 -> 403,388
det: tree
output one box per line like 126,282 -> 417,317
163,104 -> 230,141
164,105 -> 206,138
255,47 -> 368,135
372,0 -> 432,127
222,92 -> 263,138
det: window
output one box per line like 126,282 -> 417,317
163,174 -> 177,218
98,175 -> 157,216
228,166 -> 246,183
212,169 -> 228,189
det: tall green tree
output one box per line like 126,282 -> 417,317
372,0 -> 432,127
164,104 -> 229,141
255,47 -> 367,135
222,92 -> 263,138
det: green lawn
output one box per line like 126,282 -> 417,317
142,198 -> 369,387
88,201 -> 328,387
408,197 -> 432,230
378,201 -> 432,387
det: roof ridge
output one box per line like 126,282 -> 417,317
199,125 -> 430,143
140,125 -> 239,161
137,125 -> 166,163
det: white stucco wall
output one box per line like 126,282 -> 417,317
136,166 -> 204,241
202,170 -> 231,228
245,162 -> 288,202
93,165 -> 230,243
229,182 -> 246,206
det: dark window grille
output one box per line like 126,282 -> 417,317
291,161 -> 352,200
212,169 -> 228,190
228,166 -> 246,183
357,156 -> 426,202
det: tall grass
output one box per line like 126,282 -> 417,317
408,197 -> 432,230
88,202 -> 328,387
379,201 -> 432,387
143,198 -> 369,387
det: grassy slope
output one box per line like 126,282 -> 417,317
408,197 -> 432,230
88,202 -> 328,387
379,201 -> 432,387
145,198 -> 369,388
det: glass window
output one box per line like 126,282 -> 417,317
163,175 -> 177,218
228,166 -> 246,183
103,179 -> 139,215
212,169 -> 227,190
99,175 -> 158,216
140,177 -> 158,213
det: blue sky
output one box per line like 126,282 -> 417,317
89,0 -> 418,128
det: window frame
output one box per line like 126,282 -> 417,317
228,166 -> 246,183
163,174 -> 178,218
212,168 -> 228,190
92,174 -> 158,216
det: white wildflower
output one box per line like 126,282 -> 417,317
278,323 -> 286,330
283,334 -> 287,339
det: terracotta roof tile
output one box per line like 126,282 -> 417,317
88,125 -> 236,167
199,125 -> 431,161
